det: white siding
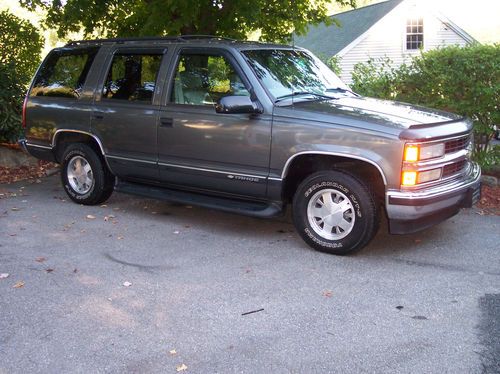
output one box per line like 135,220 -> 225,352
337,2 -> 471,84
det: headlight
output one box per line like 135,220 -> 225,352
404,143 -> 445,162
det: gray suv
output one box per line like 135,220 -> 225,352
20,36 -> 481,255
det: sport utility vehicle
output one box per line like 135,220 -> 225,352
20,36 -> 481,255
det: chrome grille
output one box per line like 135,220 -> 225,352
445,135 -> 470,154
442,160 -> 466,177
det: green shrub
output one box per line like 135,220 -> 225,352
351,44 -> 500,165
351,57 -> 398,99
0,63 -> 25,143
325,55 -> 342,76
0,10 -> 43,143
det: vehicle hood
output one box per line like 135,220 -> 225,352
291,96 -> 462,129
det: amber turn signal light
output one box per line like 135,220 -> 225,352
404,145 -> 419,162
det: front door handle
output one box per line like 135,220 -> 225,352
160,117 -> 173,128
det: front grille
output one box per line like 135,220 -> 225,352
445,135 -> 470,154
442,160 -> 466,177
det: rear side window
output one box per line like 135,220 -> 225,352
30,47 -> 99,98
102,53 -> 162,103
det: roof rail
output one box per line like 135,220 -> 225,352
66,35 -> 236,46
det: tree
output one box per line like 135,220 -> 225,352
0,10 -> 43,143
0,9 -> 44,83
20,0 -> 356,42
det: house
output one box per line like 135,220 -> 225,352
295,0 -> 476,84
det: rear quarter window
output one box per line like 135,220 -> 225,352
30,47 -> 99,99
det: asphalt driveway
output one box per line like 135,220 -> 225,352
1,175 -> 499,373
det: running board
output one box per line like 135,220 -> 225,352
114,180 -> 283,218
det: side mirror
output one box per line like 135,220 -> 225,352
215,95 -> 262,114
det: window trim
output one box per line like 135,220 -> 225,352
165,47 -> 253,107
405,17 -> 424,51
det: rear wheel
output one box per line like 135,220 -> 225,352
292,171 -> 379,255
60,143 -> 114,205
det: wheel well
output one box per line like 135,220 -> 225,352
282,154 -> 386,204
53,132 -> 104,163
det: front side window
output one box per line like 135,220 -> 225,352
171,52 -> 250,106
103,53 -> 162,103
406,17 -> 424,50
242,49 -> 350,102
30,47 -> 99,98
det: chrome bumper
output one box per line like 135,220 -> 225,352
386,162 -> 481,234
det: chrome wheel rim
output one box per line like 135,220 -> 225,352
307,188 -> 355,240
67,156 -> 93,194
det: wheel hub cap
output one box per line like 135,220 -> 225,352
67,156 -> 94,194
307,189 -> 355,240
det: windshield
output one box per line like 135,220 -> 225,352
242,49 -> 352,102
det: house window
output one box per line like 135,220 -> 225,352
406,17 -> 424,50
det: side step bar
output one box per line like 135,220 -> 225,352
114,180 -> 283,218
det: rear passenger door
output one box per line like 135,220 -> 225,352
91,48 -> 167,181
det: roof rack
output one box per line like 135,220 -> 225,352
65,35 -> 236,46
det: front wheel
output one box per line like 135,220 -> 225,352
61,143 -> 115,205
292,171 -> 379,255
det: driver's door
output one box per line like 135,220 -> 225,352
157,48 -> 271,197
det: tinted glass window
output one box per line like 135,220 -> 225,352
103,53 -> 162,103
243,49 -> 349,101
171,53 -> 249,106
30,47 -> 99,98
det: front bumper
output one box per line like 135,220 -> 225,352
386,162 -> 481,234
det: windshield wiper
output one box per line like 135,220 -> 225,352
275,91 -> 334,103
325,87 -> 359,96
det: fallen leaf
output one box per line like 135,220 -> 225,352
13,281 -> 24,288
35,257 -> 46,263
123,281 -> 132,287
169,349 -> 177,355
0,273 -> 9,279
117,236 -> 124,240
176,364 -> 188,372
86,214 -> 96,220
322,290 -> 333,297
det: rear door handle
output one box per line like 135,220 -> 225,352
160,117 -> 174,128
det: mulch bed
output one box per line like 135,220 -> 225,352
0,160 -> 59,185
476,185 -> 500,216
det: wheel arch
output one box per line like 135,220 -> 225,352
52,129 -> 106,164
281,152 -> 387,204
